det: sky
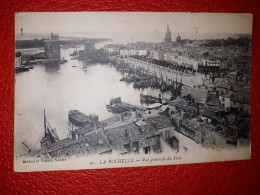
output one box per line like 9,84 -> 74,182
15,12 -> 253,42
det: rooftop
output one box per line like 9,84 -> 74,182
47,131 -> 111,156
181,119 -> 201,132
206,96 -> 220,107
102,121 -> 159,154
202,107 -> 221,121
169,99 -> 198,114
231,93 -> 250,104
96,115 -> 121,128
219,93 -> 232,98
102,123 -> 142,154
73,124 -> 95,136
146,115 -> 173,129
181,119 -> 215,133
182,86 -> 208,104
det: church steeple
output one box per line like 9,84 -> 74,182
164,25 -> 172,45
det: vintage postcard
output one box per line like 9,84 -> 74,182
14,12 -> 252,172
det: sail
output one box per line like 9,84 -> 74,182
46,121 -> 59,143
50,128 -> 59,142
41,110 -> 59,147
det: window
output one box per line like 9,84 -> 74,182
222,98 -> 225,102
144,147 -> 151,154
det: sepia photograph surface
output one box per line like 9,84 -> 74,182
14,12 -> 252,172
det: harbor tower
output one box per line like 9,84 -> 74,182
44,33 -> 60,60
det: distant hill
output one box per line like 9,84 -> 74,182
200,36 -> 251,47
15,33 -> 111,49
15,39 -> 46,49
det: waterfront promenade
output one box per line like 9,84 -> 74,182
121,58 -> 204,87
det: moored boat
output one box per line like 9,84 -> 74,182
140,94 -> 160,104
15,65 -> 30,73
106,97 -> 139,113
70,49 -> 78,56
40,110 -> 60,148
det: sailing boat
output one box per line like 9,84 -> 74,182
40,110 -> 59,148
70,49 -> 78,56
21,110 -> 59,157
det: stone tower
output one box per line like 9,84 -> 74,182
164,25 -> 172,45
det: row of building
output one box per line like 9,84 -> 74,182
103,46 -> 224,71
101,25 -> 251,73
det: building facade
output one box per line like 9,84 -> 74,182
164,52 -> 199,70
219,93 -> 231,110
119,49 -> 147,57
150,50 -> 165,61
198,59 -> 221,73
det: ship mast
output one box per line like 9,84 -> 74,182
22,142 -> 31,152
44,110 -> 47,137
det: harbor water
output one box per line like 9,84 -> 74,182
14,46 -> 168,156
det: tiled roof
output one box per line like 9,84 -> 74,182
202,107 -> 220,121
84,131 -> 112,155
216,81 -> 231,90
206,96 -> 220,107
146,115 -> 173,129
102,121 -> 159,154
135,120 -> 148,127
101,115 -> 121,124
231,92 -> 250,104
219,93 -> 231,98
169,99 -> 198,114
73,124 -> 94,136
102,123 -> 142,154
96,115 -> 121,128
181,119 -> 201,132
46,131 -> 111,157
135,120 -> 160,138
47,138 -> 82,153
198,123 -> 215,135
181,119 -> 215,133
